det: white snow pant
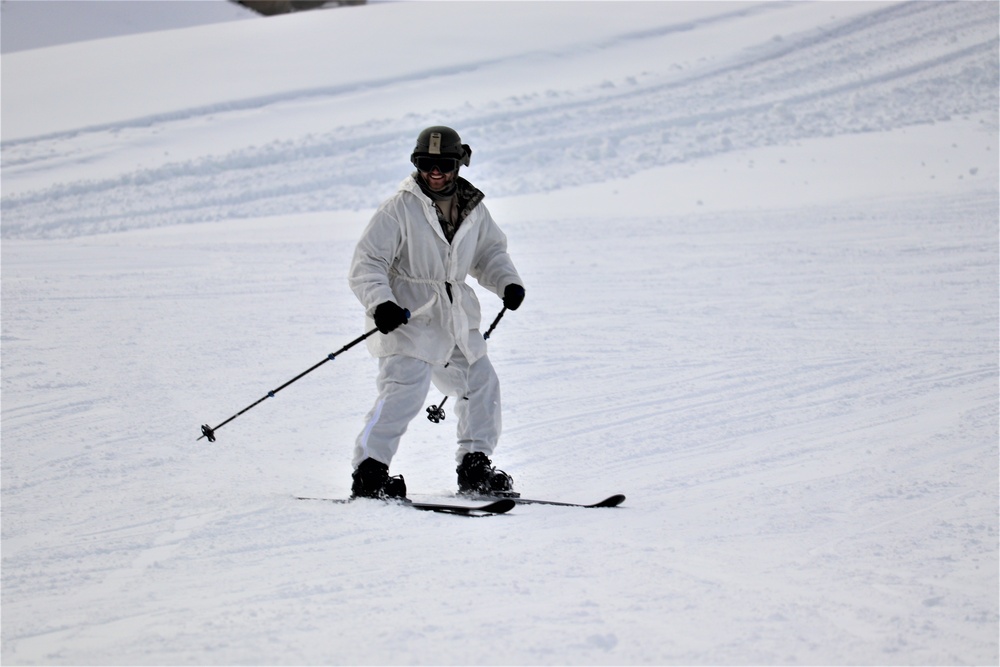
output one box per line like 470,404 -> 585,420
353,348 -> 502,469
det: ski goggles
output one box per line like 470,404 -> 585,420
413,156 -> 460,174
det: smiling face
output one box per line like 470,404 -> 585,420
420,165 -> 457,192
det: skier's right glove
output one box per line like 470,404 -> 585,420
373,301 -> 409,334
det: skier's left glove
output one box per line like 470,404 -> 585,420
503,284 -> 525,311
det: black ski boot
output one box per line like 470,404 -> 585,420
456,452 -> 518,497
351,458 -> 407,500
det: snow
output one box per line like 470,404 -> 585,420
1,1 -> 998,664
0,0 -> 258,54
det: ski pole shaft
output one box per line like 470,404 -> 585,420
483,307 -> 506,340
198,326 -> 378,442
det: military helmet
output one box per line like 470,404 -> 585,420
411,126 -> 472,167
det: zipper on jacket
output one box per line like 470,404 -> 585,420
445,282 -> 453,303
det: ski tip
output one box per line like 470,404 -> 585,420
594,494 -> 626,508
482,498 -> 517,514
405,497 -> 516,515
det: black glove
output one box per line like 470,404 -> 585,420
503,284 -> 525,311
373,301 -> 409,334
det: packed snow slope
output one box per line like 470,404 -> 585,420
2,2 -> 998,665
0,0 -> 257,54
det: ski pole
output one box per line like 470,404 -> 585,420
483,306 -> 506,340
426,306 -> 506,424
199,323 -> 386,442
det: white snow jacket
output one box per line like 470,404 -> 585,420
349,174 -> 522,366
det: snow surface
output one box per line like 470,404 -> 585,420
0,0 -> 258,54
2,1 -> 998,664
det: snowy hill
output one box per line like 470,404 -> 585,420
0,0 -> 257,54
1,2 -> 998,664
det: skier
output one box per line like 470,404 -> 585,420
347,126 -> 525,500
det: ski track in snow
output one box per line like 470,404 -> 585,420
1,2 -> 998,665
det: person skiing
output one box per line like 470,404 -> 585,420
347,126 -> 525,500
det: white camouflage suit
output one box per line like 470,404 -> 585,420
348,174 -> 522,468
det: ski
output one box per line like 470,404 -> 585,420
297,493 -> 624,511
408,498 -> 515,516
296,496 -> 516,516
453,493 -> 626,508
511,494 -> 625,508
